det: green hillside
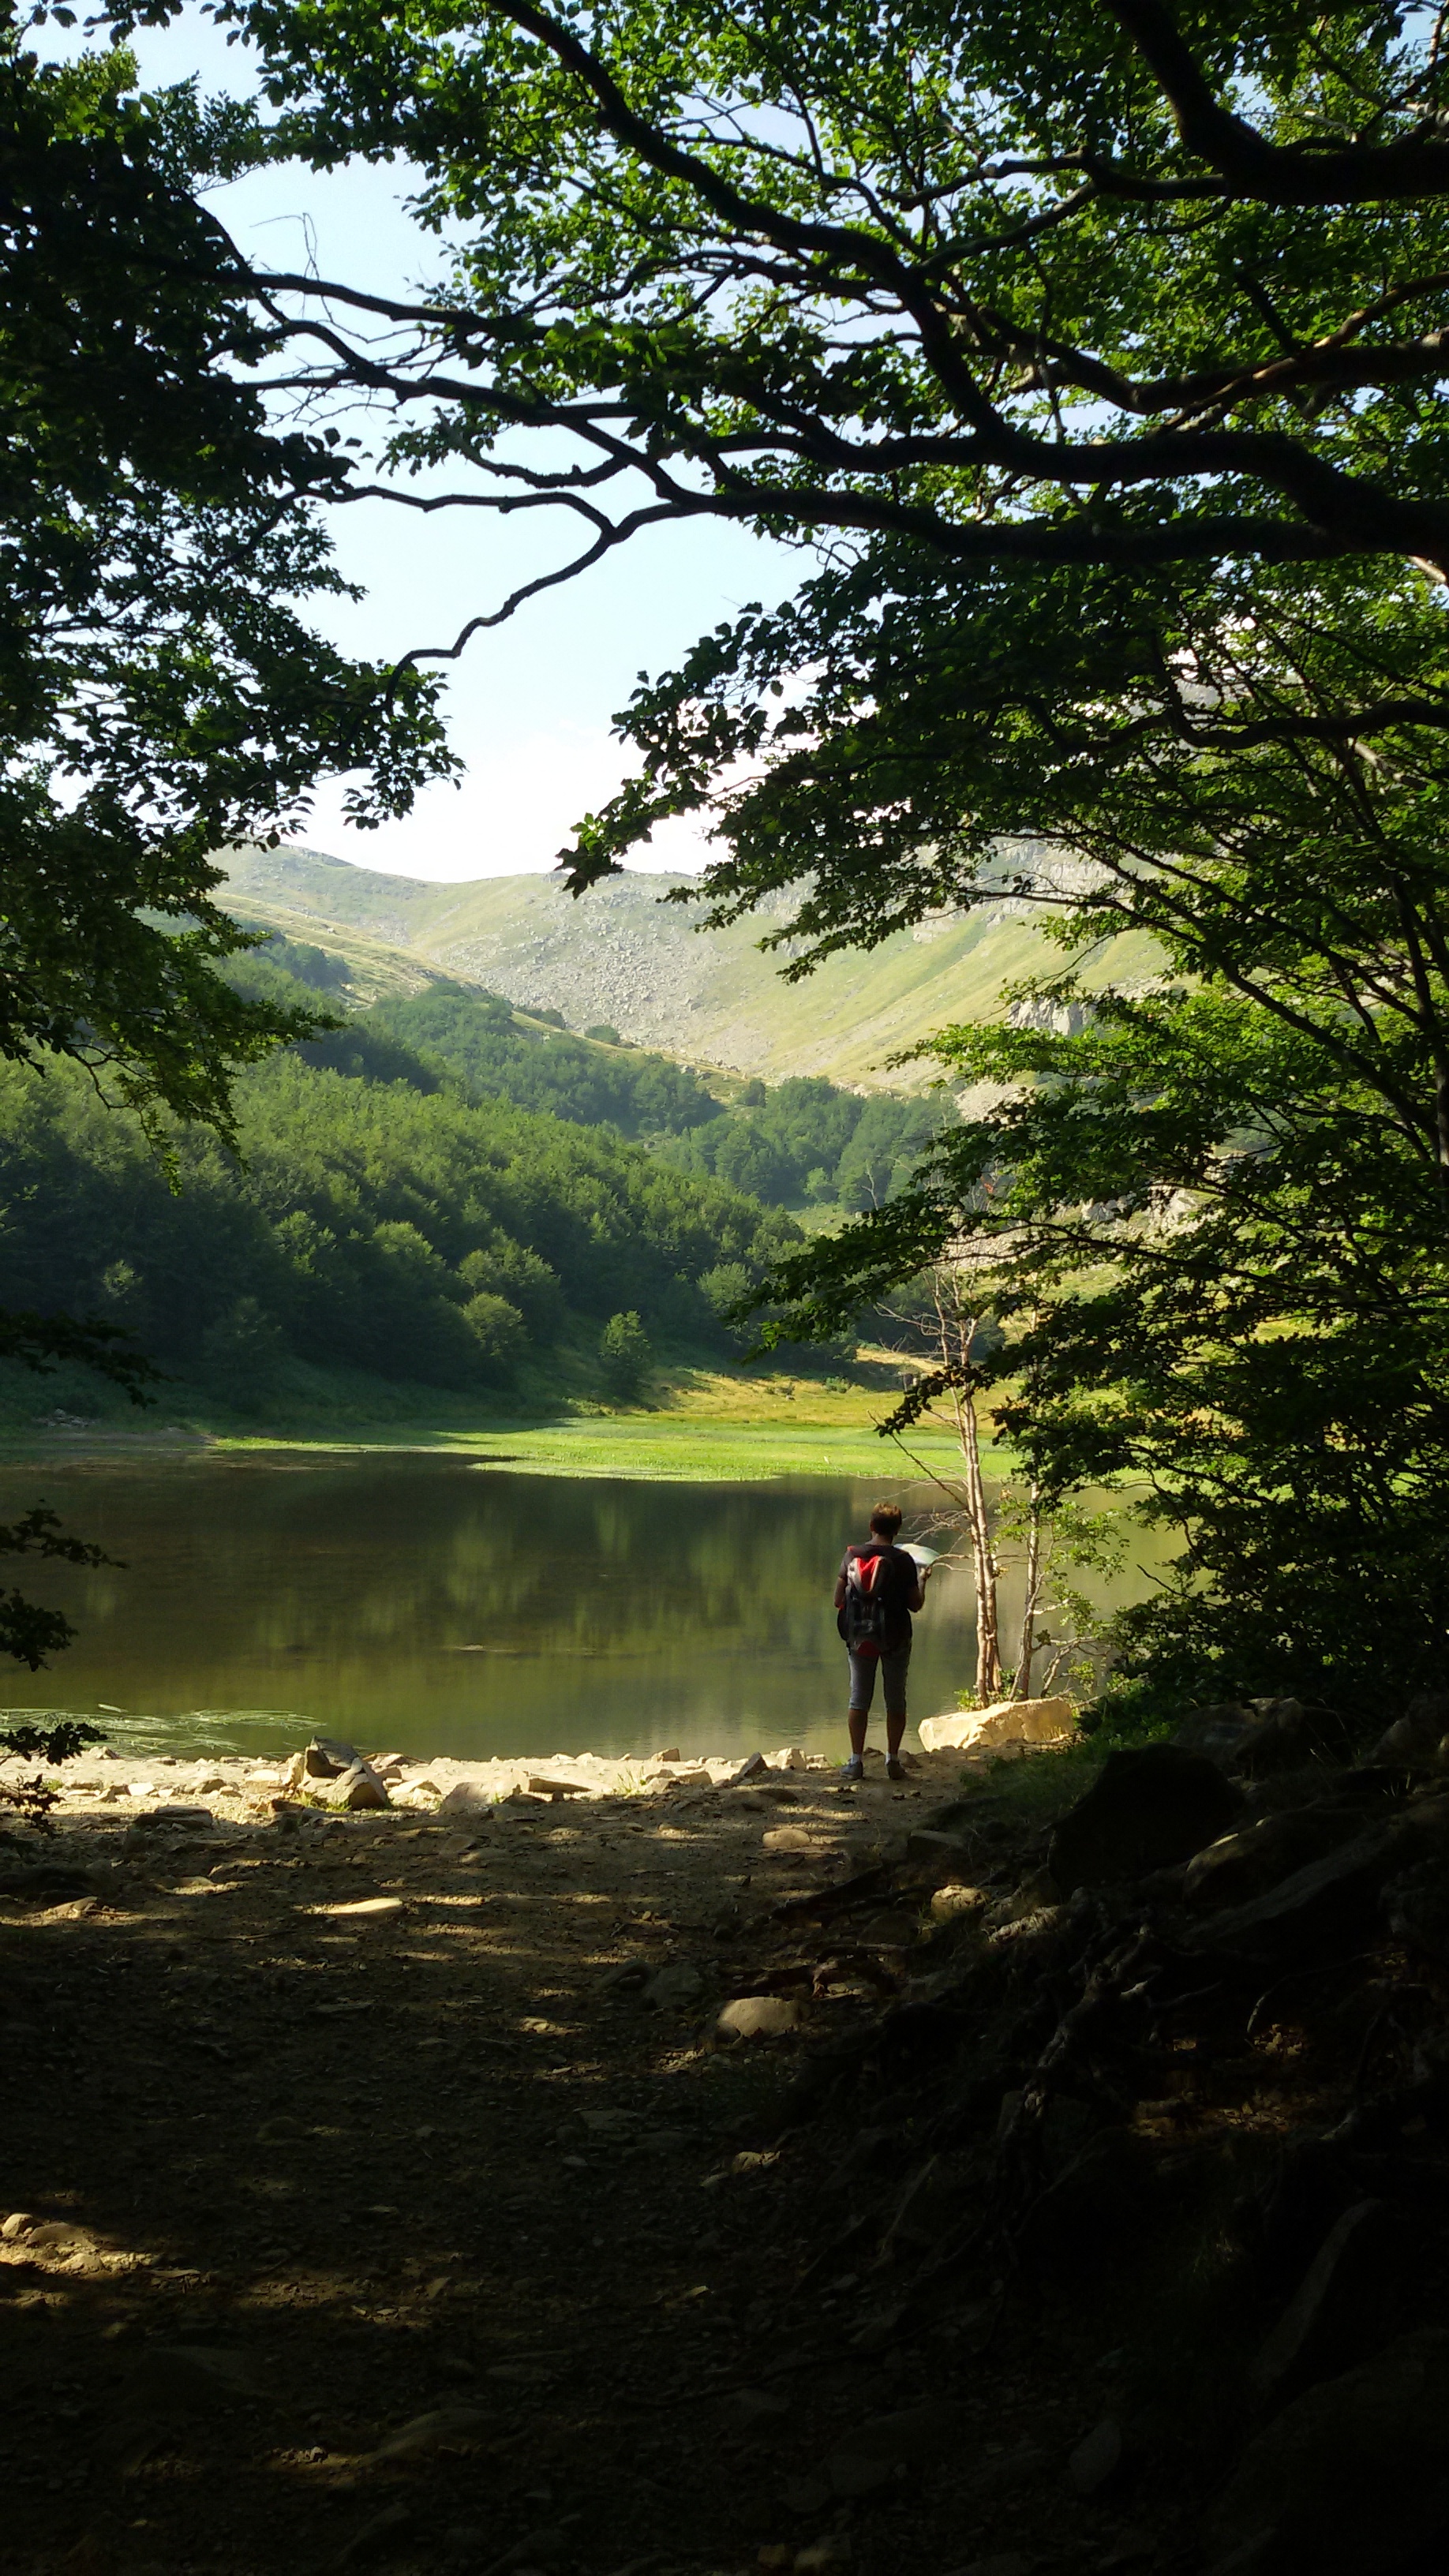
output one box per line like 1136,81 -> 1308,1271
218,842 -> 1158,1088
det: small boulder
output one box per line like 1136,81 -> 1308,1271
1068,2417 -> 1122,2496
365,2405 -> 486,2466
304,1735 -> 363,1780
730,1753 -> 768,1784
319,1762 -> 390,1813
1208,2328 -> 1449,2574
643,1959 -> 705,2011
918,1695 -> 1073,1754
438,1781 -> 499,1821
1048,1745 -> 1243,1893
716,1995 -> 803,2042
1368,1691 -> 1449,1769
930,1882 -> 989,1923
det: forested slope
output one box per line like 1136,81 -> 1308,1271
0,1036 -> 798,1420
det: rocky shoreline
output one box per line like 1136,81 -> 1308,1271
0,1690 -> 1080,1832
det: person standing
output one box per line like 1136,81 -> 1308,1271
834,1501 -> 929,1781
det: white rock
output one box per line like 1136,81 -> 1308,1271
715,1995 -> 803,2042
438,1782 -> 500,1819
917,1695 -> 1076,1754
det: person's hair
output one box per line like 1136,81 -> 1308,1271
868,1502 -> 903,1537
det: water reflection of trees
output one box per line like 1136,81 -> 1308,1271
0,1462 -> 979,1749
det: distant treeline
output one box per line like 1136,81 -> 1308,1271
0,1017 -> 799,1410
237,939 -> 948,1211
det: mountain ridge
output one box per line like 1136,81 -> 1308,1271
218,842 -> 1155,1088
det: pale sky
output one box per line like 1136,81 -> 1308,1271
58,13 -> 799,882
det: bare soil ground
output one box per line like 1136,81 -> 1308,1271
10,1742 -> 1413,2576
0,1757 -> 1134,2576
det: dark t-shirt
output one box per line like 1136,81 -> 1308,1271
838,1541 -> 919,1649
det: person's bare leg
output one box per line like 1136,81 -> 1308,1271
886,1705 -> 905,1758
848,1709 -> 867,1757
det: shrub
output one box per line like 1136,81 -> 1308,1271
599,1309 -> 651,1402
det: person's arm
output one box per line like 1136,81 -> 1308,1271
833,1565 -> 848,1609
904,1548 -> 927,1612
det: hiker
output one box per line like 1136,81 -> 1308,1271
834,1500 -> 930,1782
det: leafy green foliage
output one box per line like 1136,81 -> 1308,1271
599,1311 -> 652,1403
0,28 -> 454,1150
103,0 -> 1449,837
0,1041 -> 800,1400
0,1507 -> 112,1669
0,1710 -> 106,1828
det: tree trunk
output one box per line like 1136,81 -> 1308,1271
1013,1488 -> 1043,1700
953,1377 -> 1001,1702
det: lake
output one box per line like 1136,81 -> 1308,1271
0,1452 -> 990,1764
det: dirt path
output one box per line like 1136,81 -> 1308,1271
1,1759 -> 1155,2576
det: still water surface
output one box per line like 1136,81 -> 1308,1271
0,1455 -> 982,1762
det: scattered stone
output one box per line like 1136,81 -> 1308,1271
304,1736 -> 363,1779
1068,2417 -> 1122,2496
313,1897 -> 406,1919
366,2405 -> 487,2465
2,2211 -> 33,2239
526,1775 -> 592,1801
127,1807 -> 215,1833
331,2503 -> 416,2569
1368,1690 -> 1449,1769
110,2344 -> 253,2469
1048,1745 -> 1245,1893
597,1962 -> 649,1995
1208,2328 -> 1449,2574
721,2387 -> 794,2445
643,1959 -> 705,2010
438,1782 -> 501,1821
781,2477 -> 832,2515
730,1753 -> 769,1784
769,1747 -> 811,1772
794,2539 -> 852,2571
964,2443 -> 1050,2500
26,2219 -> 95,2253
1249,2200 -> 1389,2413
716,1995 -> 803,2042
918,1696 -> 1075,1754
655,1746 -> 682,1763
762,1825 -> 820,1853
904,1825 -> 969,1869
942,2559 -> 1032,2576
320,1763 -> 391,1813
825,2451 -> 893,2497
929,1881 -> 989,1922
852,2399 -> 971,2465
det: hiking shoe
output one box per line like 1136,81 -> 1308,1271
840,1755 -> 864,1782
886,1756 -> 906,1781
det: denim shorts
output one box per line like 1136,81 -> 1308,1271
847,1640 -> 912,1717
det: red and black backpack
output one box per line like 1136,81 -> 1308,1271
838,1544 -> 900,1657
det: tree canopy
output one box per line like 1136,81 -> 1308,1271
93,0 -> 1449,695
2,14 -> 452,1148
